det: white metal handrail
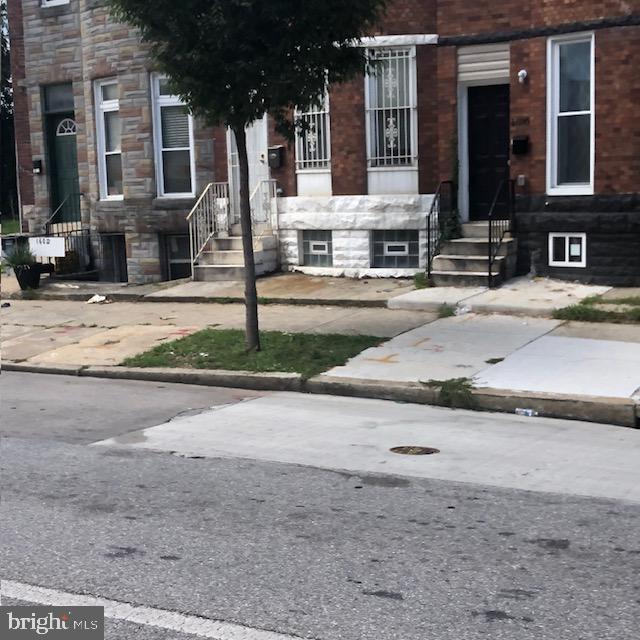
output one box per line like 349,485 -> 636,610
249,179 -> 278,225
187,182 -> 230,269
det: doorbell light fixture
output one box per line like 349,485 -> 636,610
517,69 -> 528,84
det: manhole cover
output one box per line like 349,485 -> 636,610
390,446 -> 440,455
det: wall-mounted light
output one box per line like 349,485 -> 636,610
32,159 -> 43,175
517,69 -> 528,85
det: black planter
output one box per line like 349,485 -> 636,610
14,264 -> 41,290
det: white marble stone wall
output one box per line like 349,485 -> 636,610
277,194 -> 431,277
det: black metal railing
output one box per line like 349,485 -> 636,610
36,194 -> 98,278
426,180 -> 454,278
487,179 -> 515,288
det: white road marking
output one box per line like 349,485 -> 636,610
1,580 -> 305,640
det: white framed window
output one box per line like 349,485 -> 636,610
295,95 -> 331,171
151,75 -> 196,198
547,33 -> 595,196
302,230 -> 333,267
41,1 -> 70,7
548,232 -> 587,268
365,47 -> 417,168
372,230 -> 419,267
94,79 -> 123,200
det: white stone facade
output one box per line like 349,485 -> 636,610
277,194 -> 433,277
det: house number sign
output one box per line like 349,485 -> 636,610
29,236 -> 66,257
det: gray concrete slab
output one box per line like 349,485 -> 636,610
94,392 -> 640,503
475,335 -> 640,399
323,314 -> 560,382
26,325 -> 201,366
387,286 -> 486,311
2,326 -> 104,362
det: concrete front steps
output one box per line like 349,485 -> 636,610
193,234 -> 278,281
431,222 -> 517,287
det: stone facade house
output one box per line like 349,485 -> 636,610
9,0 -> 640,285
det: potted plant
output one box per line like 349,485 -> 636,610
4,243 -> 41,290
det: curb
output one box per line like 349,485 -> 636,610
1,362 -> 302,393
4,362 -> 637,428
308,376 -> 638,427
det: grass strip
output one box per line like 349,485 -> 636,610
123,328 -> 383,379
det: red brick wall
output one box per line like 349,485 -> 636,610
7,0 -> 34,207
435,46 -> 457,185
509,37 -> 547,196
594,27 -> 640,194
434,2 -> 640,198
437,0 -> 634,36
379,0 -> 436,35
416,45 -> 439,192
329,78 -> 368,195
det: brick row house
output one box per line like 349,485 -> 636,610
8,0 -> 640,285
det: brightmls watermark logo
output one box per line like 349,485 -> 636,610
0,607 -> 104,639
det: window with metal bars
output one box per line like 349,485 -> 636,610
295,96 -> 331,171
302,230 -> 333,267
372,230 -> 419,268
365,48 -> 417,168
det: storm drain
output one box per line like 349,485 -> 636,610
390,446 -> 440,455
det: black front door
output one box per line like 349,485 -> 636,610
468,84 -> 510,220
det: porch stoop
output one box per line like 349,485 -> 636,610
430,222 -> 517,287
193,233 -> 278,282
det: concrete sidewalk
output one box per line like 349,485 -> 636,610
2,272 -> 414,307
1,299 -> 433,366
2,296 -> 638,427
388,276 -> 611,316
3,271 -> 613,316
325,313 -> 640,402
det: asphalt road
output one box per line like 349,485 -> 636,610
1,372 -> 639,640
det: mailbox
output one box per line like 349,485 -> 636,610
268,145 -> 284,169
512,135 -> 530,156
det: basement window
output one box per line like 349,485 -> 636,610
372,230 -> 419,268
302,230 -> 333,267
42,1 -> 70,6
548,233 -> 586,268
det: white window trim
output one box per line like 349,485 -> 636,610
546,33 -> 595,196
548,232 -> 587,268
364,46 -> 418,169
94,79 -> 123,202
383,241 -> 409,256
42,0 -> 70,7
151,74 -> 196,199
309,241 -> 330,255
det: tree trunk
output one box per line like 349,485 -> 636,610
232,125 -> 261,352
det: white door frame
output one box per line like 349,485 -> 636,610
226,116 -> 270,222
